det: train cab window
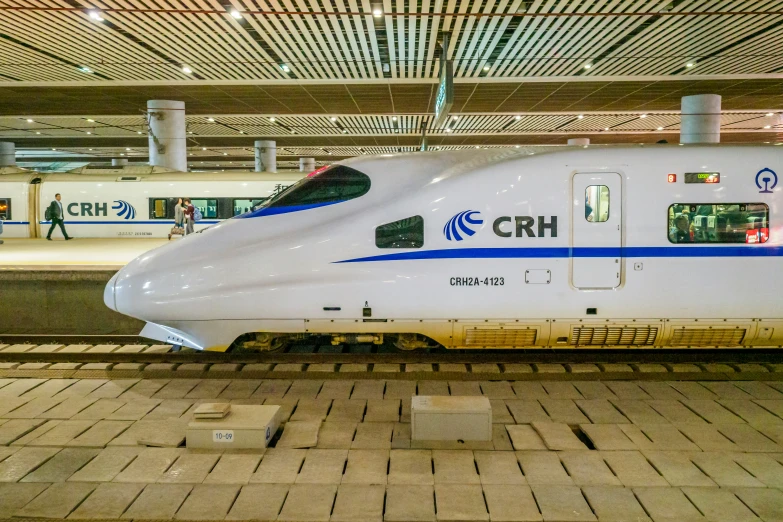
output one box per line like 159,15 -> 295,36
233,199 -> 266,216
267,165 -> 370,209
192,199 -> 218,219
376,216 -> 424,248
585,185 -> 609,222
0,198 -> 10,220
668,203 -> 769,244
150,198 -> 169,219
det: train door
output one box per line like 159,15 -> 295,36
571,172 -> 622,289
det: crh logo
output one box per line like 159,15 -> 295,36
444,210 -> 483,241
113,200 -> 136,220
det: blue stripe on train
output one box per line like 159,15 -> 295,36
336,246 -> 783,263
38,221 -> 221,225
2,221 -> 30,225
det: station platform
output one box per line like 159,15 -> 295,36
0,364 -> 781,521
0,238 -> 167,271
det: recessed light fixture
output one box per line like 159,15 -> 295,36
230,9 -> 242,18
639,114 -> 647,118
764,125 -> 771,129
26,119 -> 33,123
125,147 -> 131,151
330,117 -> 337,122
86,118 -> 94,122
372,8 -> 383,17
79,66 -> 92,74
452,116 -> 459,121
269,117 -> 276,122
223,152 -> 228,156
514,115 -> 521,120
342,129 -> 348,134
577,114 -> 584,119
207,117 -> 215,122
515,145 -> 520,148
137,131 -> 142,134
657,126 -> 663,130
52,148 -> 56,151
239,130 -> 244,134
202,147 -> 207,151
446,128 -> 453,133
89,148 -> 93,151
182,66 -> 192,74
686,62 -> 694,68
88,10 -> 104,21
475,146 -> 480,149
120,153 -> 124,156
86,131 -> 91,134
392,116 -> 397,121
766,113 -> 774,117
604,127 -> 609,131
483,66 -> 490,71
584,63 -> 591,69
280,64 -> 290,72
35,131 -> 40,134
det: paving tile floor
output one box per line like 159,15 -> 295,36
0,376 -> 780,519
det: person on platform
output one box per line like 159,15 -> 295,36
184,198 -> 195,235
46,193 -> 72,241
169,197 -> 185,240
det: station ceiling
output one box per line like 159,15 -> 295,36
2,0 -> 782,168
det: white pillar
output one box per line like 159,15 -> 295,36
0,142 -> 15,167
680,94 -> 721,144
299,157 -> 316,173
112,158 -> 128,166
147,100 -> 187,171
255,140 -> 277,172
568,138 -> 590,146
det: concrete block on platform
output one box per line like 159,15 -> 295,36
331,483 -> 385,522
113,448 -> 184,483
21,447 -> 99,482
581,486 -> 651,522
225,483 -> 288,520
516,451 -> 572,486
474,450 -> 525,484
435,484 -> 489,521
296,448 -> 347,484
277,420 -> 320,449
342,449 -> 389,484
68,446 -> 144,482
532,422 -> 587,450
15,482 -> 97,518
682,486 -> 760,522
277,483 -> 337,521
634,487 -> 706,522
412,396 -> 492,441
531,485 -> 596,521
482,484 -> 542,521
506,424 -> 547,450
174,483 -> 240,520
69,482 -> 145,519
384,485 -> 436,522
0,483 -> 50,518
121,483 -> 192,519
250,448 -> 306,484
187,404 -> 281,450
388,449 -> 433,485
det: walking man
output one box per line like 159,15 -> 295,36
46,193 -> 72,240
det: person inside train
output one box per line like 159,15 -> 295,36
46,193 -> 72,241
585,196 -> 593,221
670,214 -> 692,243
184,198 -> 195,235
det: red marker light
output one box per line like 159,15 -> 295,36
307,165 -> 330,178
667,174 -> 677,183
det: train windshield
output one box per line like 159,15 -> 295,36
235,165 -> 371,218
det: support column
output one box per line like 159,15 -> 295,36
568,138 -> 590,146
0,142 -> 15,167
299,157 -> 316,173
147,100 -> 187,171
255,140 -> 277,172
680,94 -> 721,144
112,158 -> 128,166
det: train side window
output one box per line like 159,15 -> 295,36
376,216 -> 424,248
233,198 -> 267,216
191,199 -> 218,219
268,165 -> 371,208
585,185 -> 609,222
150,198 -> 169,219
0,198 -> 10,220
668,203 -> 770,244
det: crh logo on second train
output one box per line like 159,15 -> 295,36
65,200 -> 136,220
444,210 -> 557,241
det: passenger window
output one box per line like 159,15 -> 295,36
668,203 -> 769,244
233,198 -> 267,216
585,185 -> 609,222
150,198 -> 169,219
268,165 -> 370,208
191,199 -> 218,219
0,198 -> 9,220
376,216 -> 424,248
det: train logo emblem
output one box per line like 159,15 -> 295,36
113,200 -> 136,220
756,168 -> 778,193
444,210 -> 483,241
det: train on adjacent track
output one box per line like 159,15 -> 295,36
101,145 -> 783,351
0,165 -> 304,238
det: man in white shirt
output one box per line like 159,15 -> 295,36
46,193 -> 72,240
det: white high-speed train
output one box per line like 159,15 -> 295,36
0,165 -> 303,238
104,145 -> 783,351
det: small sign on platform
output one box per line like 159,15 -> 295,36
187,404 -> 280,449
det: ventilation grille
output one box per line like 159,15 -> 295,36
116,176 -> 141,182
464,328 -> 537,347
671,328 -> 745,346
571,326 -> 658,346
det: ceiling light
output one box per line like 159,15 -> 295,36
372,8 -> 383,17
35,131 -> 40,135
577,114 -> 584,119
89,148 -> 93,151
188,131 -> 194,134
764,125 -> 771,129
584,63 -> 591,69
182,66 -> 192,74
342,129 -> 348,134
230,9 -> 242,18
280,64 -> 290,72
86,131 -> 91,134
475,146 -> 480,149
79,66 -> 92,74
604,127 -> 609,131
514,115 -> 521,120
330,117 -> 337,122
120,153 -> 124,156
452,116 -> 459,120
766,113 -> 774,117
86,118 -> 94,122
686,62 -> 694,68
137,131 -> 142,134
483,66 -> 490,71
291,129 -> 296,134
239,130 -> 244,134
269,117 -> 276,122
202,147 -> 207,151
52,148 -> 56,151
26,119 -> 33,123
207,117 -> 215,122
88,10 -> 104,21
639,114 -> 647,118
515,145 -> 520,148
446,128 -> 453,133
657,126 -> 663,130
392,116 -> 397,121
223,152 -> 228,155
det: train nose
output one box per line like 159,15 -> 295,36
104,272 -> 118,312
